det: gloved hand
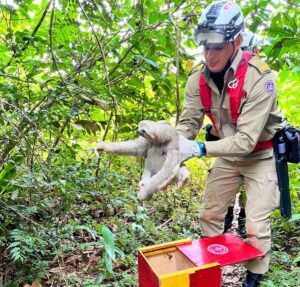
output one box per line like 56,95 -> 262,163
179,135 -> 206,163
203,124 -> 220,142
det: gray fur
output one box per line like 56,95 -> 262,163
96,120 -> 189,201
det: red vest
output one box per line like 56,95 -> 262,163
199,52 -> 273,152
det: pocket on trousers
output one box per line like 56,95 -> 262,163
267,172 -> 277,182
266,172 -> 280,210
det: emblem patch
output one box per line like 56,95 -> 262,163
224,2 -> 234,9
265,80 -> 274,93
207,244 -> 229,255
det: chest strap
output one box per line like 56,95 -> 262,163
228,52 -> 253,125
199,75 -> 218,133
253,140 -> 273,152
199,52 -> 273,152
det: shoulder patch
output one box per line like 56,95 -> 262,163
188,62 -> 204,76
265,80 -> 275,94
250,57 -> 271,75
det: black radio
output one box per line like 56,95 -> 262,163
283,125 -> 300,164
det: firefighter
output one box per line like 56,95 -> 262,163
223,30 -> 260,238
177,1 -> 285,286
242,30 -> 260,54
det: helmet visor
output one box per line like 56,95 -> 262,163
194,30 -> 226,45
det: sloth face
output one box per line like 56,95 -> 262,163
138,120 -> 175,144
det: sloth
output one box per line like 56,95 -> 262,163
95,120 -> 190,201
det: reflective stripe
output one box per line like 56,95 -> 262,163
228,52 -> 253,125
199,75 -> 218,134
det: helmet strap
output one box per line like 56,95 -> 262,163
220,42 -> 235,72
230,42 -> 236,62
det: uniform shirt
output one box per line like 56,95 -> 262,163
176,49 -> 286,161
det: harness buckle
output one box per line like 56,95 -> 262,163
228,78 -> 239,89
204,107 -> 211,113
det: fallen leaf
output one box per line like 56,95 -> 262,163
65,254 -> 82,265
48,267 -> 66,274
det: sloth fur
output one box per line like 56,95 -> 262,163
96,120 -> 189,201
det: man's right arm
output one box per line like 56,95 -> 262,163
176,72 -> 204,140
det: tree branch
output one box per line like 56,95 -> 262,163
169,6 -> 181,125
49,0 -> 75,101
287,1 -> 300,7
78,0 -> 119,139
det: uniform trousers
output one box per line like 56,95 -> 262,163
199,156 -> 280,274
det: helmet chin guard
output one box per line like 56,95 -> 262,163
194,1 -> 244,45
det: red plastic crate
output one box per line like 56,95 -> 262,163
138,234 -> 264,287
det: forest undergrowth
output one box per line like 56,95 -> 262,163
0,156 -> 299,286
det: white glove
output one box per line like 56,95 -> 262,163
179,135 -> 206,163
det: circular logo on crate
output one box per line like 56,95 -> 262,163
207,244 -> 229,255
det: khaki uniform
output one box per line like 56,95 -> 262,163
177,50 -> 285,274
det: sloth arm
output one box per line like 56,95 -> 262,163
141,169 -> 152,182
101,137 -> 149,157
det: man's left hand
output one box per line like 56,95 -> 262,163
179,135 -> 206,163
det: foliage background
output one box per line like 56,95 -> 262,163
0,0 -> 299,286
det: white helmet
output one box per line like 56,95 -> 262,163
241,31 -> 259,52
194,1 -> 244,45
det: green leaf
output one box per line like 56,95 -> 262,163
135,55 -> 159,69
293,255 -> 300,264
70,123 -> 85,131
288,213 -> 300,222
73,225 -> 98,240
103,252 -> 113,274
99,225 -> 115,260
0,45 -> 9,52
149,11 -> 158,24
